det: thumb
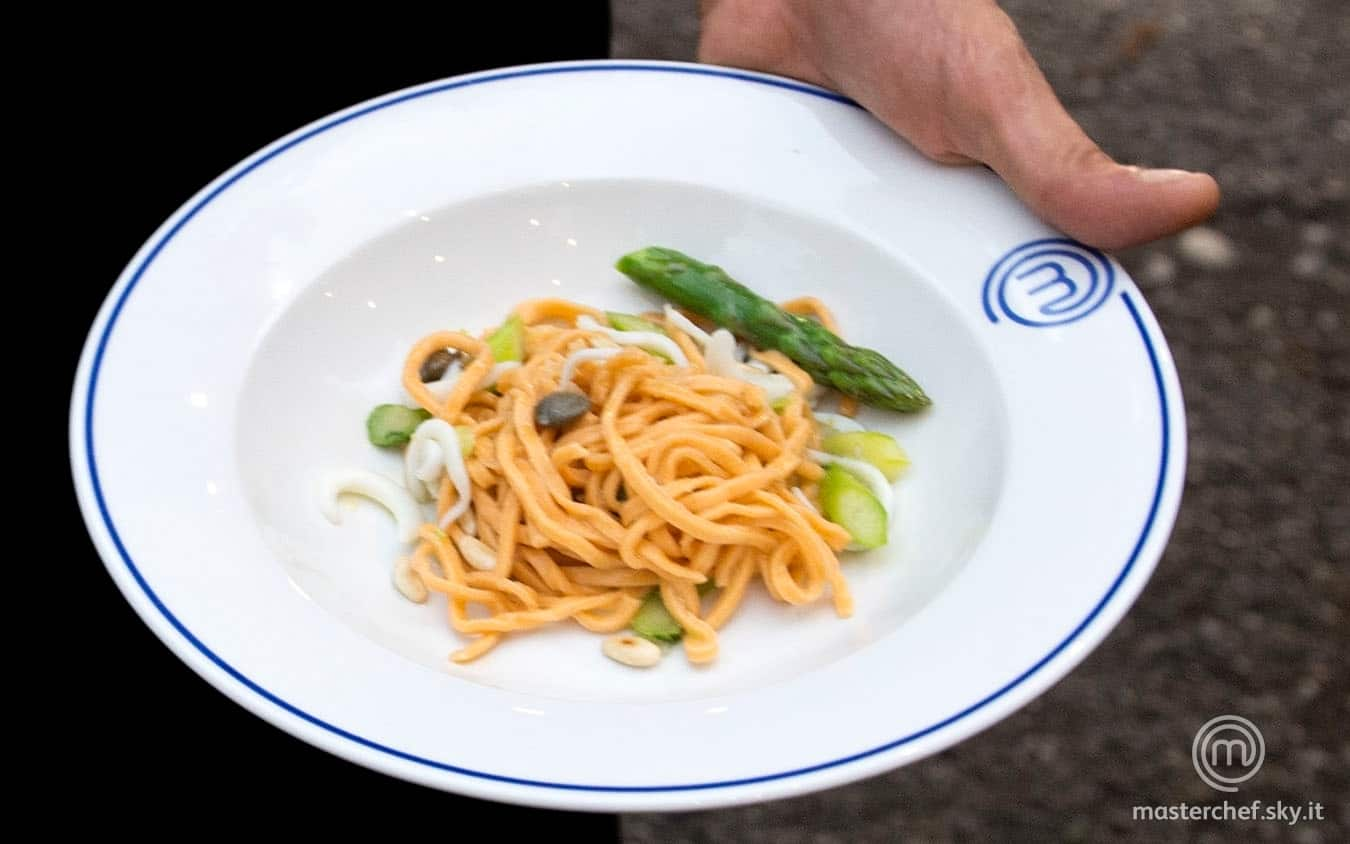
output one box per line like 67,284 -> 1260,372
964,30 -> 1219,250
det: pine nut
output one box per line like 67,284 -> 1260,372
393,557 -> 428,603
603,634 -> 662,668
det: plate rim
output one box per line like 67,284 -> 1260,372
68,59 -> 1186,809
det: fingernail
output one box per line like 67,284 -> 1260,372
1135,168 -> 1199,183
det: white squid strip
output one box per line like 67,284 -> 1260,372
806,448 -> 894,519
576,315 -> 689,366
424,359 -> 463,402
663,305 -> 711,346
319,469 -> 423,544
408,418 -> 473,528
561,347 -> 624,387
705,329 -> 795,405
656,310 -> 797,403
790,486 -> 817,513
813,412 -> 865,434
485,360 -> 520,388
454,533 -> 498,571
414,440 -> 443,483
403,439 -> 426,503
401,437 -> 444,503
425,358 -> 515,400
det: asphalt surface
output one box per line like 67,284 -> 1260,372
614,1 -> 1348,841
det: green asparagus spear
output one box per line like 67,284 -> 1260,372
615,247 -> 931,411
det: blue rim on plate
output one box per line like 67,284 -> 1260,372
79,62 -> 1171,794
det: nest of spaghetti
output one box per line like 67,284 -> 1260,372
400,299 -> 853,665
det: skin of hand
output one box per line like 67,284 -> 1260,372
698,0 -> 1221,250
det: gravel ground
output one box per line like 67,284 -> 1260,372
614,1 -> 1348,841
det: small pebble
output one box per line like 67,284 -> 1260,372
1246,304 -> 1276,331
1299,222 -> 1332,247
1295,676 -> 1321,701
1250,169 -> 1283,197
1326,266 -> 1350,293
1140,251 -> 1176,285
1291,251 -> 1326,278
1176,226 -> 1239,270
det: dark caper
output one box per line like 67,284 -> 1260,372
419,348 -> 462,382
534,390 -> 592,430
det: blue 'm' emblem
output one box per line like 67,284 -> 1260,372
982,238 -> 1115,327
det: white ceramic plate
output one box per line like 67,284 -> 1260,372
69,60 -> 1184,811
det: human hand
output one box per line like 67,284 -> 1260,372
699,0 -> 1220,250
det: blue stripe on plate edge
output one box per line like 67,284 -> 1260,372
80,63 -> 1170,793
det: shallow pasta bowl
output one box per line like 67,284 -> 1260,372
69,60 -> 1184,811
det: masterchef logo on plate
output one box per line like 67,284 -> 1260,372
983,238 -> 1116,327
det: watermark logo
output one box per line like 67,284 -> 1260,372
1192,715 -> 1265,792
1133,715 -> 1324,827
